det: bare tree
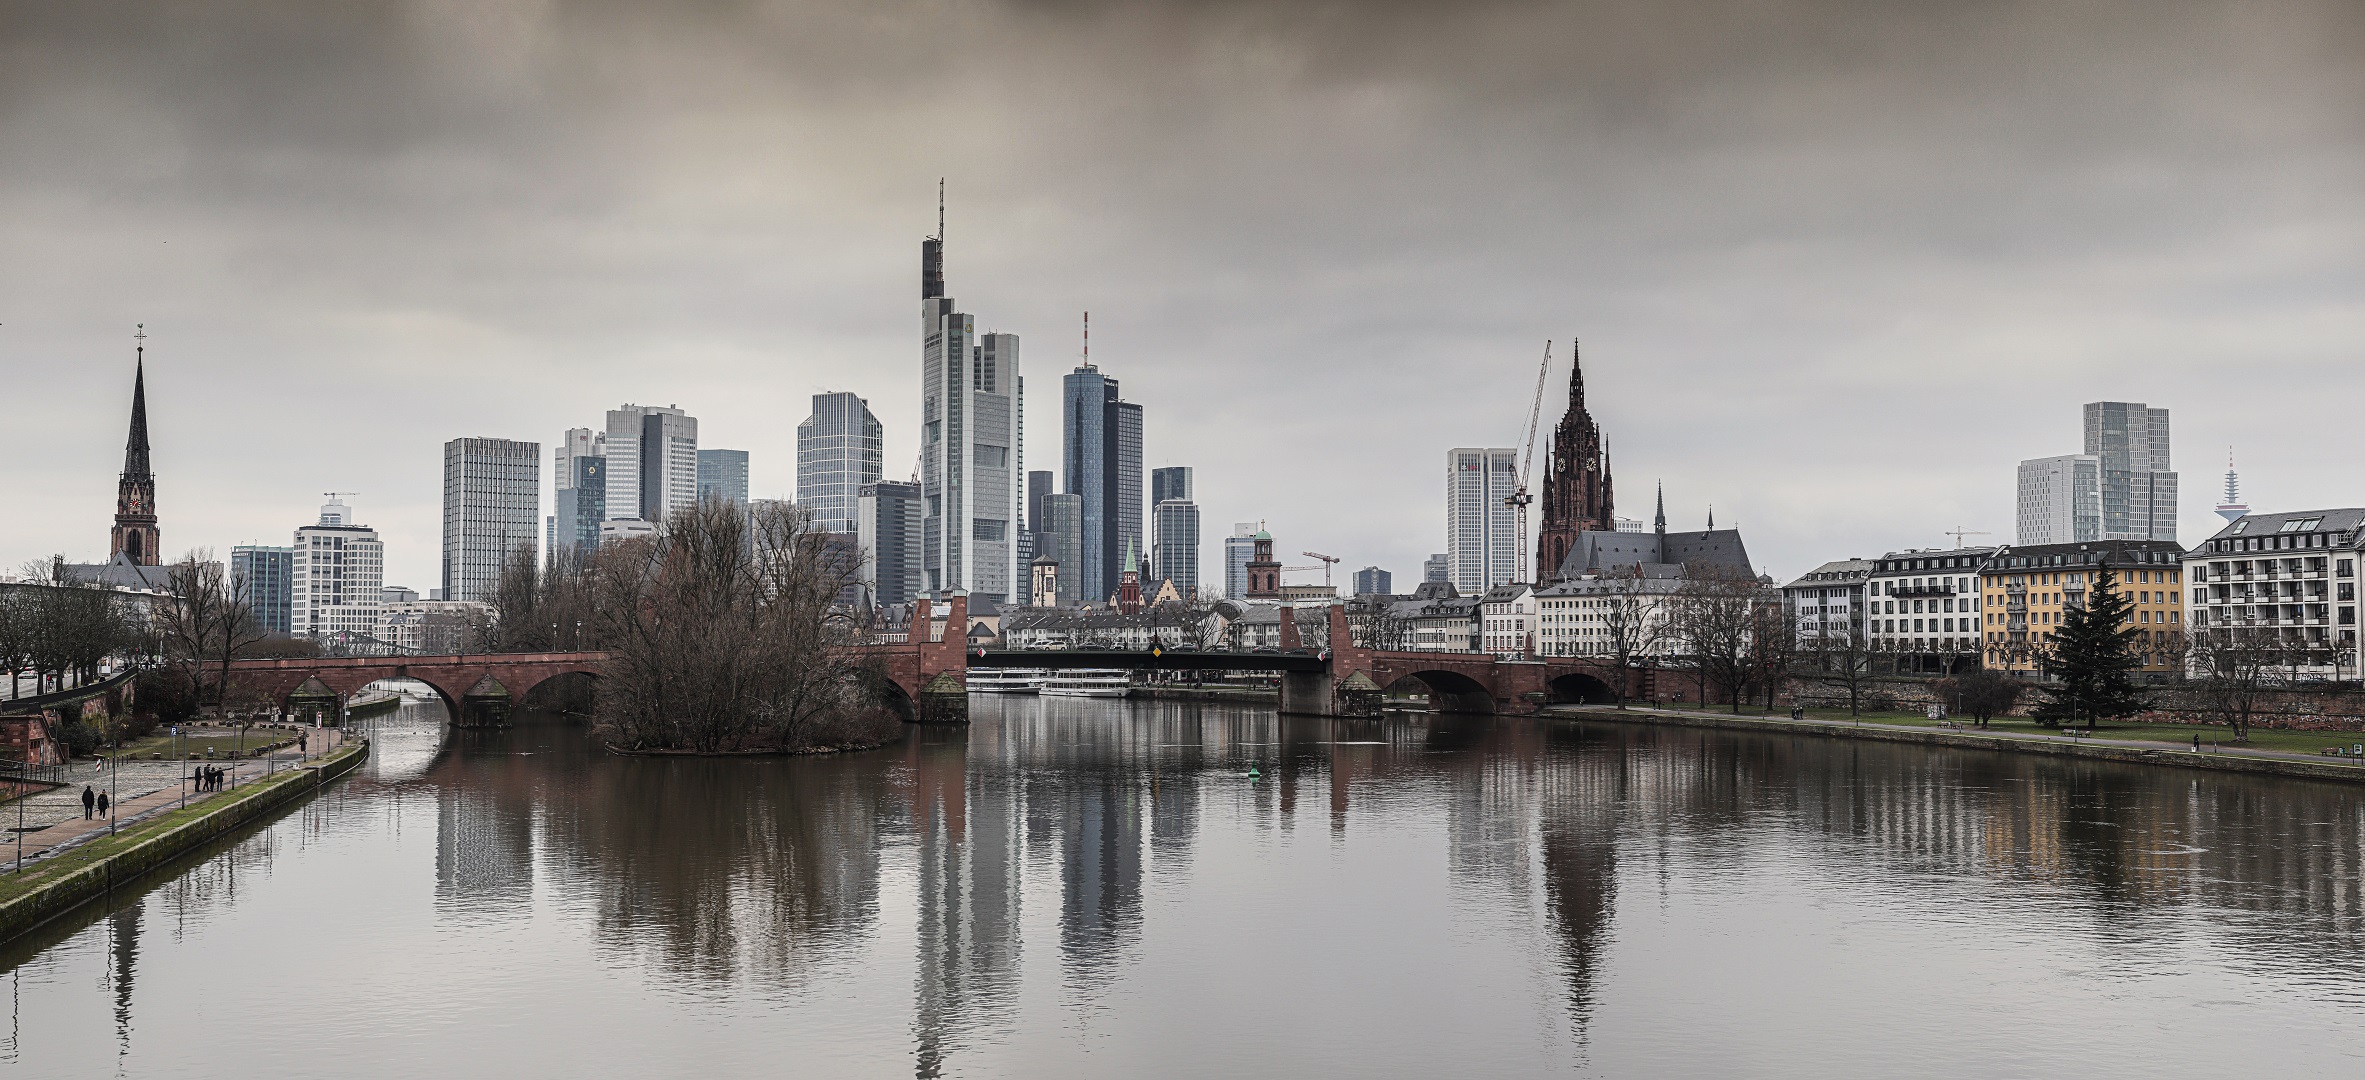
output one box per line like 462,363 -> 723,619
1592,570 -> 1660,707
0,587 -> 32,699
158,550 -> 268,720
1805,629 -> 1881,717
2186,625 -> 2283,742
587,499 -> 886,753
1749,596 -> 1798,713
1350,596 -> 1411,651
1673,563 -> 1767,714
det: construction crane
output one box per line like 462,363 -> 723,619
1944,527 -> 1992,548
1505,341 -> 1552,584
1301,551 -> 1340,589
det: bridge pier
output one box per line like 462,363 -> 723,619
1277,671 -> 1337,717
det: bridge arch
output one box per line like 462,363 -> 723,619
1547,671 -> 1617,705
1384,670 -> 1498,715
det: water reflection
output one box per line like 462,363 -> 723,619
4,700 -> 2365,1077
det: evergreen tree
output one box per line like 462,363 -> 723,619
2034,567 -> 2148,728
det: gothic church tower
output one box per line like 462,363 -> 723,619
1536,342 -> 1614,581
110,331 -> 160,566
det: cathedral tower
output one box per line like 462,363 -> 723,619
1536,341 -> 1613,580
111,328 -> 160,566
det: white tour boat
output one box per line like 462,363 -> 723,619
967,668 -> 1045,694
1039,670 -> 1135,698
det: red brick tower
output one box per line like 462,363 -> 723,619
1536,342 -> 1613,581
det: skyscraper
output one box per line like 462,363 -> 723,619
1152,497 -> 1200,599
2016,401 -> 2178,545
1151,466 -> 1192,509
697,448 -> 750,508
1446,447 -> 1519,593
442,437 -> 540,603
1027,470 -> 1055,535
231,545 -> 294,636
553,455 -> 605,563
1062,320 -> 1143,605
1353,566 -> 1393,597
1041,493 -> 1084,607
1224,523 -> 1259,600
2017,454 -> 2102,545
797,393 -> 883,536
1424,553 -> 1450,583
603,405 -> 697,525
918,212 -> 1025,604
293,496 -> 384,643
2084,401 -> 2177,541
858,480 -> 923,607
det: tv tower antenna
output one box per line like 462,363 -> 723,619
1083,310 -> 1091,367
2215,446 -> 2249,523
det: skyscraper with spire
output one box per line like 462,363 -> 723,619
1062,312 -> 1143,606
1537,341 -> 1614,582
111,326 -> 160,566
918,186 -> 1025,604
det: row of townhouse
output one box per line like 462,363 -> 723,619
1780,510 -> 2365,682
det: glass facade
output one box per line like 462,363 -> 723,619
231,545 -> 294,636
796,393 -> 882,536
442,437 -> 541,603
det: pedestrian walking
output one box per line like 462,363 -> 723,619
81,785 -> 95,819
2193,733 -> 2201,753
97,791 -> 109,816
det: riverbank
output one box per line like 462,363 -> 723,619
1541,705 -> 2365,784
0,738 -> 367,944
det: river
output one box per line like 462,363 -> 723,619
3,696 -> 2362,1077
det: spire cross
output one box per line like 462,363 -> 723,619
134,323 -> 146,357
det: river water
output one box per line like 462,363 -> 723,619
3,697 -> 2363,1078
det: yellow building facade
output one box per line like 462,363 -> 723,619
1979,539 -> 2186,678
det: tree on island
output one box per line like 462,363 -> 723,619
2032,568 -> 2147,730
582,499 -> 898,754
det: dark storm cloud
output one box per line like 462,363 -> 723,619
4,1 -> 2361,586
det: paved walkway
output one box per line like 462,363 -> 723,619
3,729 -> 350,872
1568,705 -> 2365,771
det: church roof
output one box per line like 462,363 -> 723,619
1552,527 -> 1755,581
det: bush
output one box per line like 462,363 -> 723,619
135,669 -> 198,725
60,719 -> 101,758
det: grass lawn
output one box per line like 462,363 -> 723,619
102,725 -> 307,761
1671,703 -> 2365,757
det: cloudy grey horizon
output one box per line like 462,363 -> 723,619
5,0 -> 2362,591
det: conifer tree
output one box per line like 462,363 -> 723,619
2034,567 -> 2148,728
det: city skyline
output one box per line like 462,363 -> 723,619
6,3 -> 2363,591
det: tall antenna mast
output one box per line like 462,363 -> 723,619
1083,310 -> 1090,367
937,178 -> 945,243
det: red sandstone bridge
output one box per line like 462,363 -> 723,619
225,596 -> 1635,722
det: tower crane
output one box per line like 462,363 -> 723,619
1505,341 -> 1552,584
1300,551 -> 1339,589
1944,527 -> 1992,548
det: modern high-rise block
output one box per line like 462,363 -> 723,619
1040,493 -> 1084,606
442,437 -> 540,604
1424,553 -> 1450,583
1151,466 -> 1192,508
1027,470 -> 1055,535
1354,566 -> 1392,597
1063,353 -> 1142,605
698,448 -> 750,508
231,545 -> 294,636
603,405 -> 696,525
918,227 -> 1024,604
293,496 -> 384,642
2017,454 -> 2102,545
797,393 -> 883,536
858,480 -> 923,608
1152,497 -> 1200,599
1222,523 -> 1259,600
2084,401 -> 2177,541
1446,448 -> 1519,593
553,455 -> 606,564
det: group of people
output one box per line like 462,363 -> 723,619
78,785 -> 108,819
194,765 -> 231,792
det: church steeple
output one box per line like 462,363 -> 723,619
1653,482 -> 1666,537
111,326 -> 161,566
1536,337 -> 1616,582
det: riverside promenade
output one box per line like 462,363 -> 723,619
5,728 -> 352,871
1542,704 -> 2365,783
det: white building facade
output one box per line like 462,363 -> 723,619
1447,447 -> 1519,594
292,496 -> 385,644
2184,508 -> 2364,680
603,404 -> 697,526
1781,558 -> 1874,645
1864,547 -> 1994,671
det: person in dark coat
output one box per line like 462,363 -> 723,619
81,785 -> 95,819
97,790 -> 110,816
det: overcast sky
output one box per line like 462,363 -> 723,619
4,0 -> 2361,591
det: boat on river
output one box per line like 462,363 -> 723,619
1040,670 -> 1134,698
968,668 -> 1046,694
